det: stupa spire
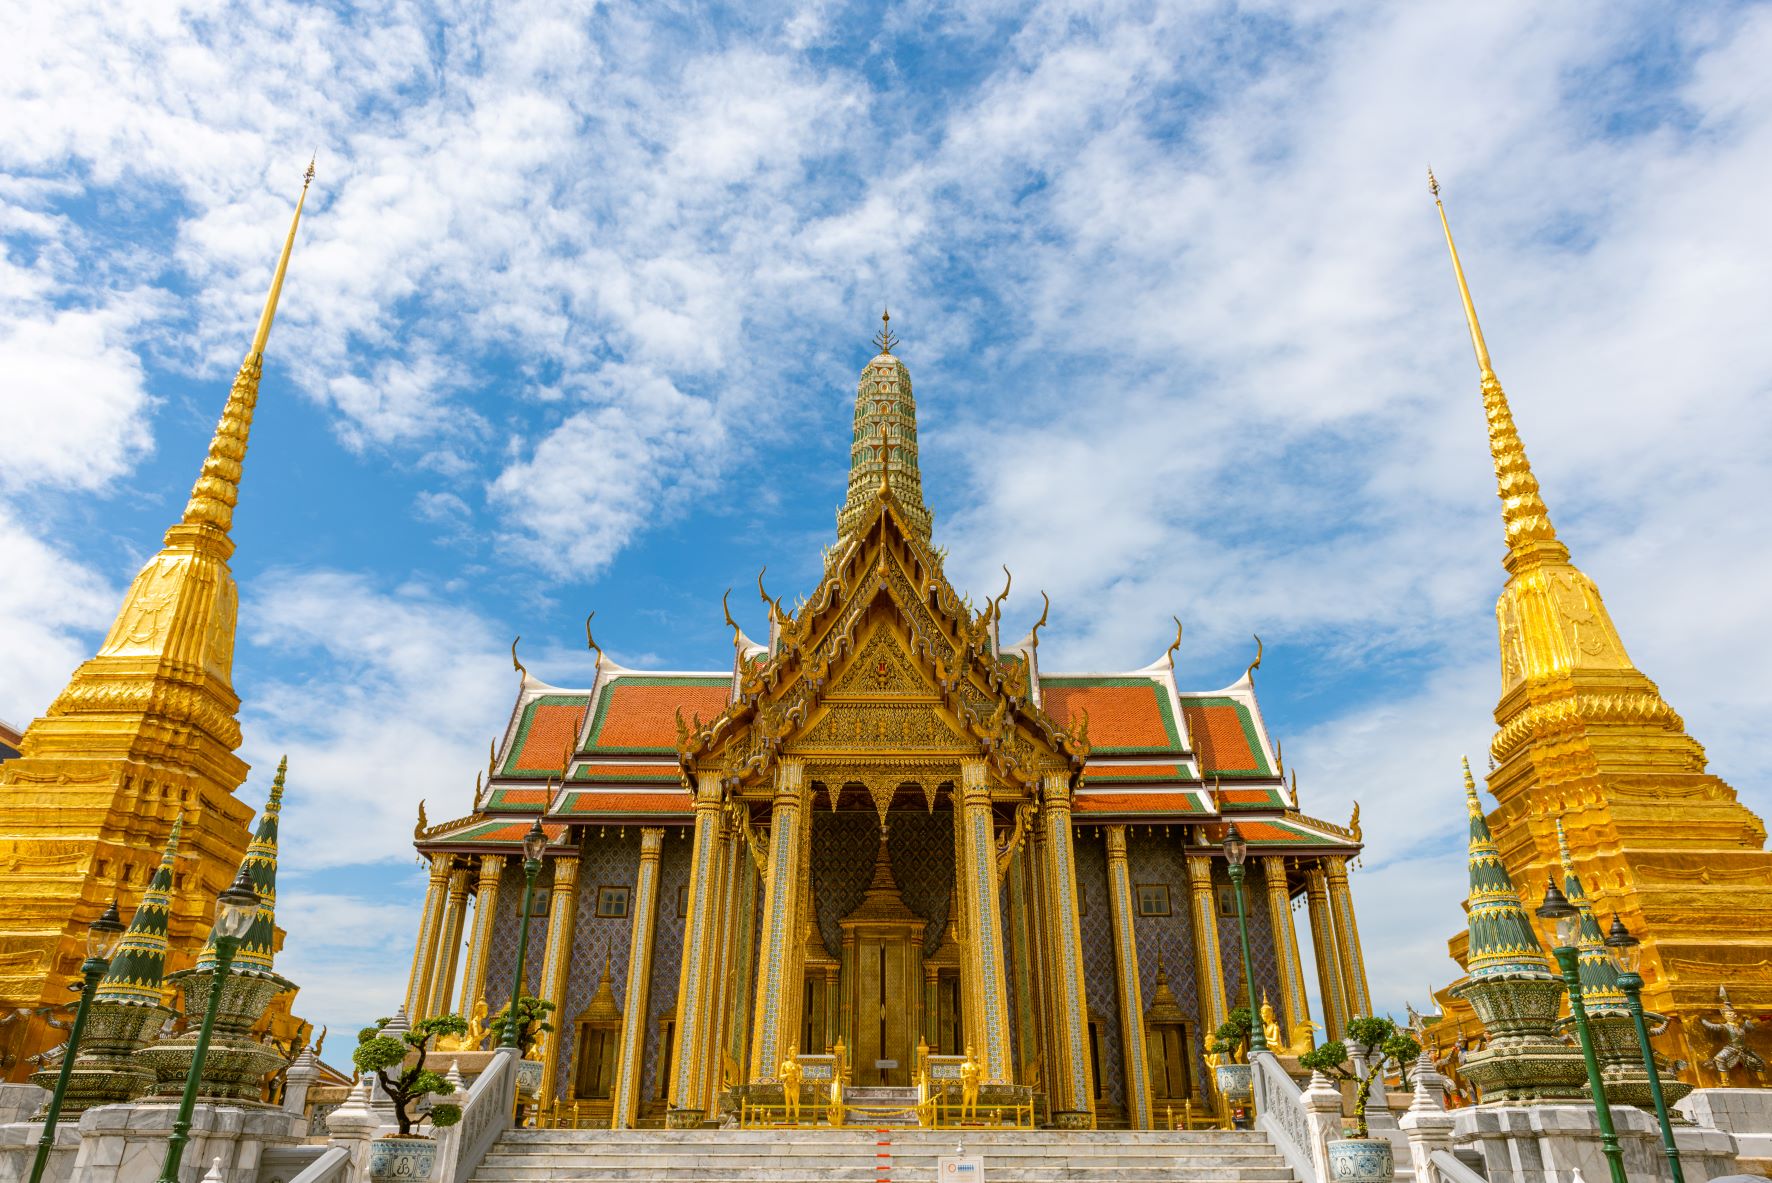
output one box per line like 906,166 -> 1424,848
199,756 -> 285,975
95,816 -> 183,1007
837,312 -> 933,541
1429,170 -> 1568,575
180,159 -> 314,538
1461,758 -> 1553,980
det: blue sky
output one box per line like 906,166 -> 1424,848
4,0 -> 1771,1045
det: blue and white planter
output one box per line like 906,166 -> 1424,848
515,1058 -> 546,1098
369,1136 -> 438,1180
1213,1063 -> 1253,1101
1327,1137 -> 1393,1183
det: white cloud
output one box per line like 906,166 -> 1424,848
0,506 -> 118,726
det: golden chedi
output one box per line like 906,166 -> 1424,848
0,164 -> 315,1079
1431,171 -> 1772,1086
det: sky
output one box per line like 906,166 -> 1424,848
4,0 -> 1771,1050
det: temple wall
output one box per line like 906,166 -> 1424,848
1072,828 -> 1125,1113
1211,859 -> 1280,1019
640,830 -> 691,1106
1127,831 -> 1208,1084
547,828 -> 643,1099
482,859 -> 553,1017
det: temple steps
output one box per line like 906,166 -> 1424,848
471,1127 -> 1298,1182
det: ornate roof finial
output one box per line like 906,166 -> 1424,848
1430,171 -> 1567,574
1462,755 -> 1482,817
1245,634 -> 1263,681
180,160 -> 314,535
584,612 -> 602,670
873,308 -> 898,355
1166,616 -> 1184,670
511,636 -> 526,679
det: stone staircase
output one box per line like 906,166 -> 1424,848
471,1126 -> 1297,1181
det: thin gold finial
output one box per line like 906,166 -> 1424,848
872,308 -> 899,354
1429,172 -> 1566,573
1429,169 -> 1492,376
179,161 -> 314,535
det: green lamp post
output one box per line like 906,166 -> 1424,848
1222,822 -> 1267,1055
1536,877 -> 1626,1183
502,819 -> 549,1050
28,900 -> 125,1183
1605,913 -> 1684,1183
156,865 -> 260,1183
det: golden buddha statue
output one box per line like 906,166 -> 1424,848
959,1044 -> 981,1121
780,1044 -> 803,1123
437,999 -> 488,1053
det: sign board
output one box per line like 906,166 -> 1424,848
938,1155 -> 985,1179
874,1059 -> 899,1069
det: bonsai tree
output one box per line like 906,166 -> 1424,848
1206,1005 -> 1255,1064
1298,1015 -> 1422,1139
352,1013 -> 470,1137
488,995 -> 556,1058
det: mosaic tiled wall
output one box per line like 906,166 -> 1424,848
546,829 -> 643,1099
641,829 -> 692,1104
1072,829 -> 1125,1111
1212,860 -> 1281,1021
1126,829 -> 1205,1083
482,859 -> 554,1019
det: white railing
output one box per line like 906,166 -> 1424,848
282,1145 -> 350,1183
1252,1051 -> 1318,1182
1429,1148 -> 1488,1183
437,1046 -> 518,1183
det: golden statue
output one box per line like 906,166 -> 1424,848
959,1044 -> 981,1122
1260,993 -> 1283,1050
438,999 -> 487,1052
1259,990 -> 1320,1056
779,1045 -> 803,1123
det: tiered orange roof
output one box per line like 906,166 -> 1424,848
1041,678 -> 1182,755
1180,697 -> 1272,778
502,694 -> 590,777
582,676 -> 731,754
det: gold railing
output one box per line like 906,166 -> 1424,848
533,1097 -> 615,1129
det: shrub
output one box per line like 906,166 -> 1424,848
351,1013 -> 470,1137
1297,1015 -> 1421,1139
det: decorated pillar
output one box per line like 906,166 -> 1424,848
426,866 -> 472,1020
669,772 -> 728,1116
748,758 -> 807,1081
1324,857 -> 1372,1019
612,828 -> 664,1129
1104,826 -> 1153,1128
458,853 -> 507,1017
1005,846 -> 1040,1086
1026,824 -> 1059,1090
404,853 -> 452,1020
1184,852 -> 1229,1038
537,853 -> 581,1101
697,817 -> 740,1113
957,759 -> 1014,1082
1260,855 -> 1311,1043
1305,867 -> 1349,1039
725,827 -> 759,1078
1039,770 -> 1093,1122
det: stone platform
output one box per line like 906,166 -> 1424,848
471,1126 -> 1296,1182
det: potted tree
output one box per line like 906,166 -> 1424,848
1298,1015 -> 1421,1183
1205,1006 -> 1255,1122
488,995 -> 556,1101
353,1013 -> 469,1180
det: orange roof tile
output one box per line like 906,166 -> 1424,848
506,696 -> 589,775
453,821 -> 571,844
1181,699 -> 1271,776
584,677 -> 731,753
572,762 -> 681,784
1083,763 -> 1189,782
485,787 -> 551,811
1073,791 -> 1205,815
1042,678 -> 1182,754
560,791 -> 693,816
1232,819 -> 1335,846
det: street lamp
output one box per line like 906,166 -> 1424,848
29,900 -> 124,1183
1222,823 -> 1266,1055
1536,877 -> 1625,1183
1606,913 -> 1684,1183
503,820 -> 549,1050
157,866 -> 260,1183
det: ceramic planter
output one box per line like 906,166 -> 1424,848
1327,1137 -> 1393,1183
515,1057 -> 545,1098
1213,1062 -> 1253,1101
369,1135 -> 438,1180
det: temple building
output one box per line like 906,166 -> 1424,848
407,316 -> 1373,1129
1429,176 -> 1772,1086
0,166 -> 316,1079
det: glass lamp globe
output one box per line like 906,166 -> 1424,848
1535,877 -> 1580,949
214,867 -> 260,941
1222,822 -> 1247,867
522,819 -> 549,863
87,899 -> 125,961
1604,913 -> 1642,976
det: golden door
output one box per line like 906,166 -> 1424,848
852,935 -> 917,1085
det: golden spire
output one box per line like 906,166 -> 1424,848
180,159 -> 315,536
1430,169 -> 1568,574
1462,755 -> 1482,818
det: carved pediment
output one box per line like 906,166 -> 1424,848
828,627 -> 933,699
795,703 -> 971,753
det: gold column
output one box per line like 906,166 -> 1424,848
1183,853 -> 1228,1038
1027,825 -> 1058,1092
1104,826 -> 1153,1129
458,853 -> 507,1018
1039,771 -> 1093,1121
669,773 -> 727,1115
840,928 -> 859,1050
426,865 -> 472,1020
1260,856 -> 1311,1042
957,759 -> 1014,1082
613,828 -> 664,1128
725,823 -> 759,1080
697,818 -> 739,1114
537,854 -> 581,1103
1005,846 -> 1039,1084
748,758 -> 807,1080
1305,866 -> 1348,1039
403,853 -> 452,1020
1324,857 -> 1372,1019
